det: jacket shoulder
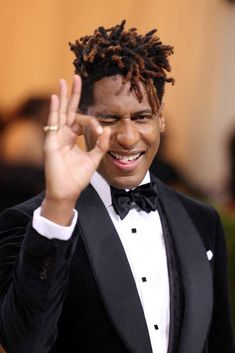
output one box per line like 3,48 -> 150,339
0,192 -> 44,231
154,177 -> 222,249
154,175 -> 218,220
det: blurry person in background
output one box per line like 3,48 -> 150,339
150,134 -> 182,186
0,110 -> 6,135
227,130 -> 235,210
0,21 -> 234,353
1,96 -> 50,166
0,97 -> 49,211
150,134 -> 204,198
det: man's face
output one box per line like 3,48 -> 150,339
85,75 -> 165,189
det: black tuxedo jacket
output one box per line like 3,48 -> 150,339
0,177 -> 234,353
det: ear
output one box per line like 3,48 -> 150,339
158,102 -> 165,132
159,115 -> 165,132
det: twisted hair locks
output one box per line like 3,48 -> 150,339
69,20 -> 174,114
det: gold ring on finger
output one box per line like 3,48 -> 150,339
43,125 -> 59,132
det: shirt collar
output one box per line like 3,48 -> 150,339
90,171 -> 151,209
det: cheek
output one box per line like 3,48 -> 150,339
145,127 -> 161,149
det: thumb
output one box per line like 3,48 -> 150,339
88,127 -> 111,168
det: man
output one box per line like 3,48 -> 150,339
0,20 -> 234,353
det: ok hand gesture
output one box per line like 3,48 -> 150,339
41,75 -> 111,225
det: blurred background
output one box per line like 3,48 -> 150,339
0,0 -> 234,346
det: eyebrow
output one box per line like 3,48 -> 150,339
96,109 -> 152,119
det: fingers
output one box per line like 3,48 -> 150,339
58,75 -> 81,126
58,79 -> 68,126
89,127 -> 111,167
45,75 -> 102,146
47,94 -> 59,126
67,75 -> 81,126
47,75 -> 81,128
71,114 -> 103,137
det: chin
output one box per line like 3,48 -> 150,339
108,175 -> 144,189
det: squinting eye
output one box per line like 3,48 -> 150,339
96,117 -> 118,125
132,115 -> 153,122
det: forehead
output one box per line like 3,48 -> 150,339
91,75 -> 151,114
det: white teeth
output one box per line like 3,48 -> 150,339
110,152 -> 141,161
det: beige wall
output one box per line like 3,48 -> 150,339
1,0 -> 235,194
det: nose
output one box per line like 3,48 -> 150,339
115,118 -> 139,149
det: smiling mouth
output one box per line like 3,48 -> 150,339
108,151 -> 144,161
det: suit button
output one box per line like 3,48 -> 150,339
39,257 -> 52,280
39,271 -> 47,280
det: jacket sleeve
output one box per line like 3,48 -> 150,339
208,209 -> 235,353
0,203 -> 78,353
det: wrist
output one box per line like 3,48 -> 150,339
41,196 -> 77,226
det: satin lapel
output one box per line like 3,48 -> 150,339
154,178 -> 213,353
76,185 -> 153,353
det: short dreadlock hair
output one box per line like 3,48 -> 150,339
69,20 -> 174,114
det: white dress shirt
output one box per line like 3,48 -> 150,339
33,172 -> 170,353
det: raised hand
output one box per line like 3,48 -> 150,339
41,75 -> 111,225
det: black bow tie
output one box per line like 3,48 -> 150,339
110,182 -> 158,220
